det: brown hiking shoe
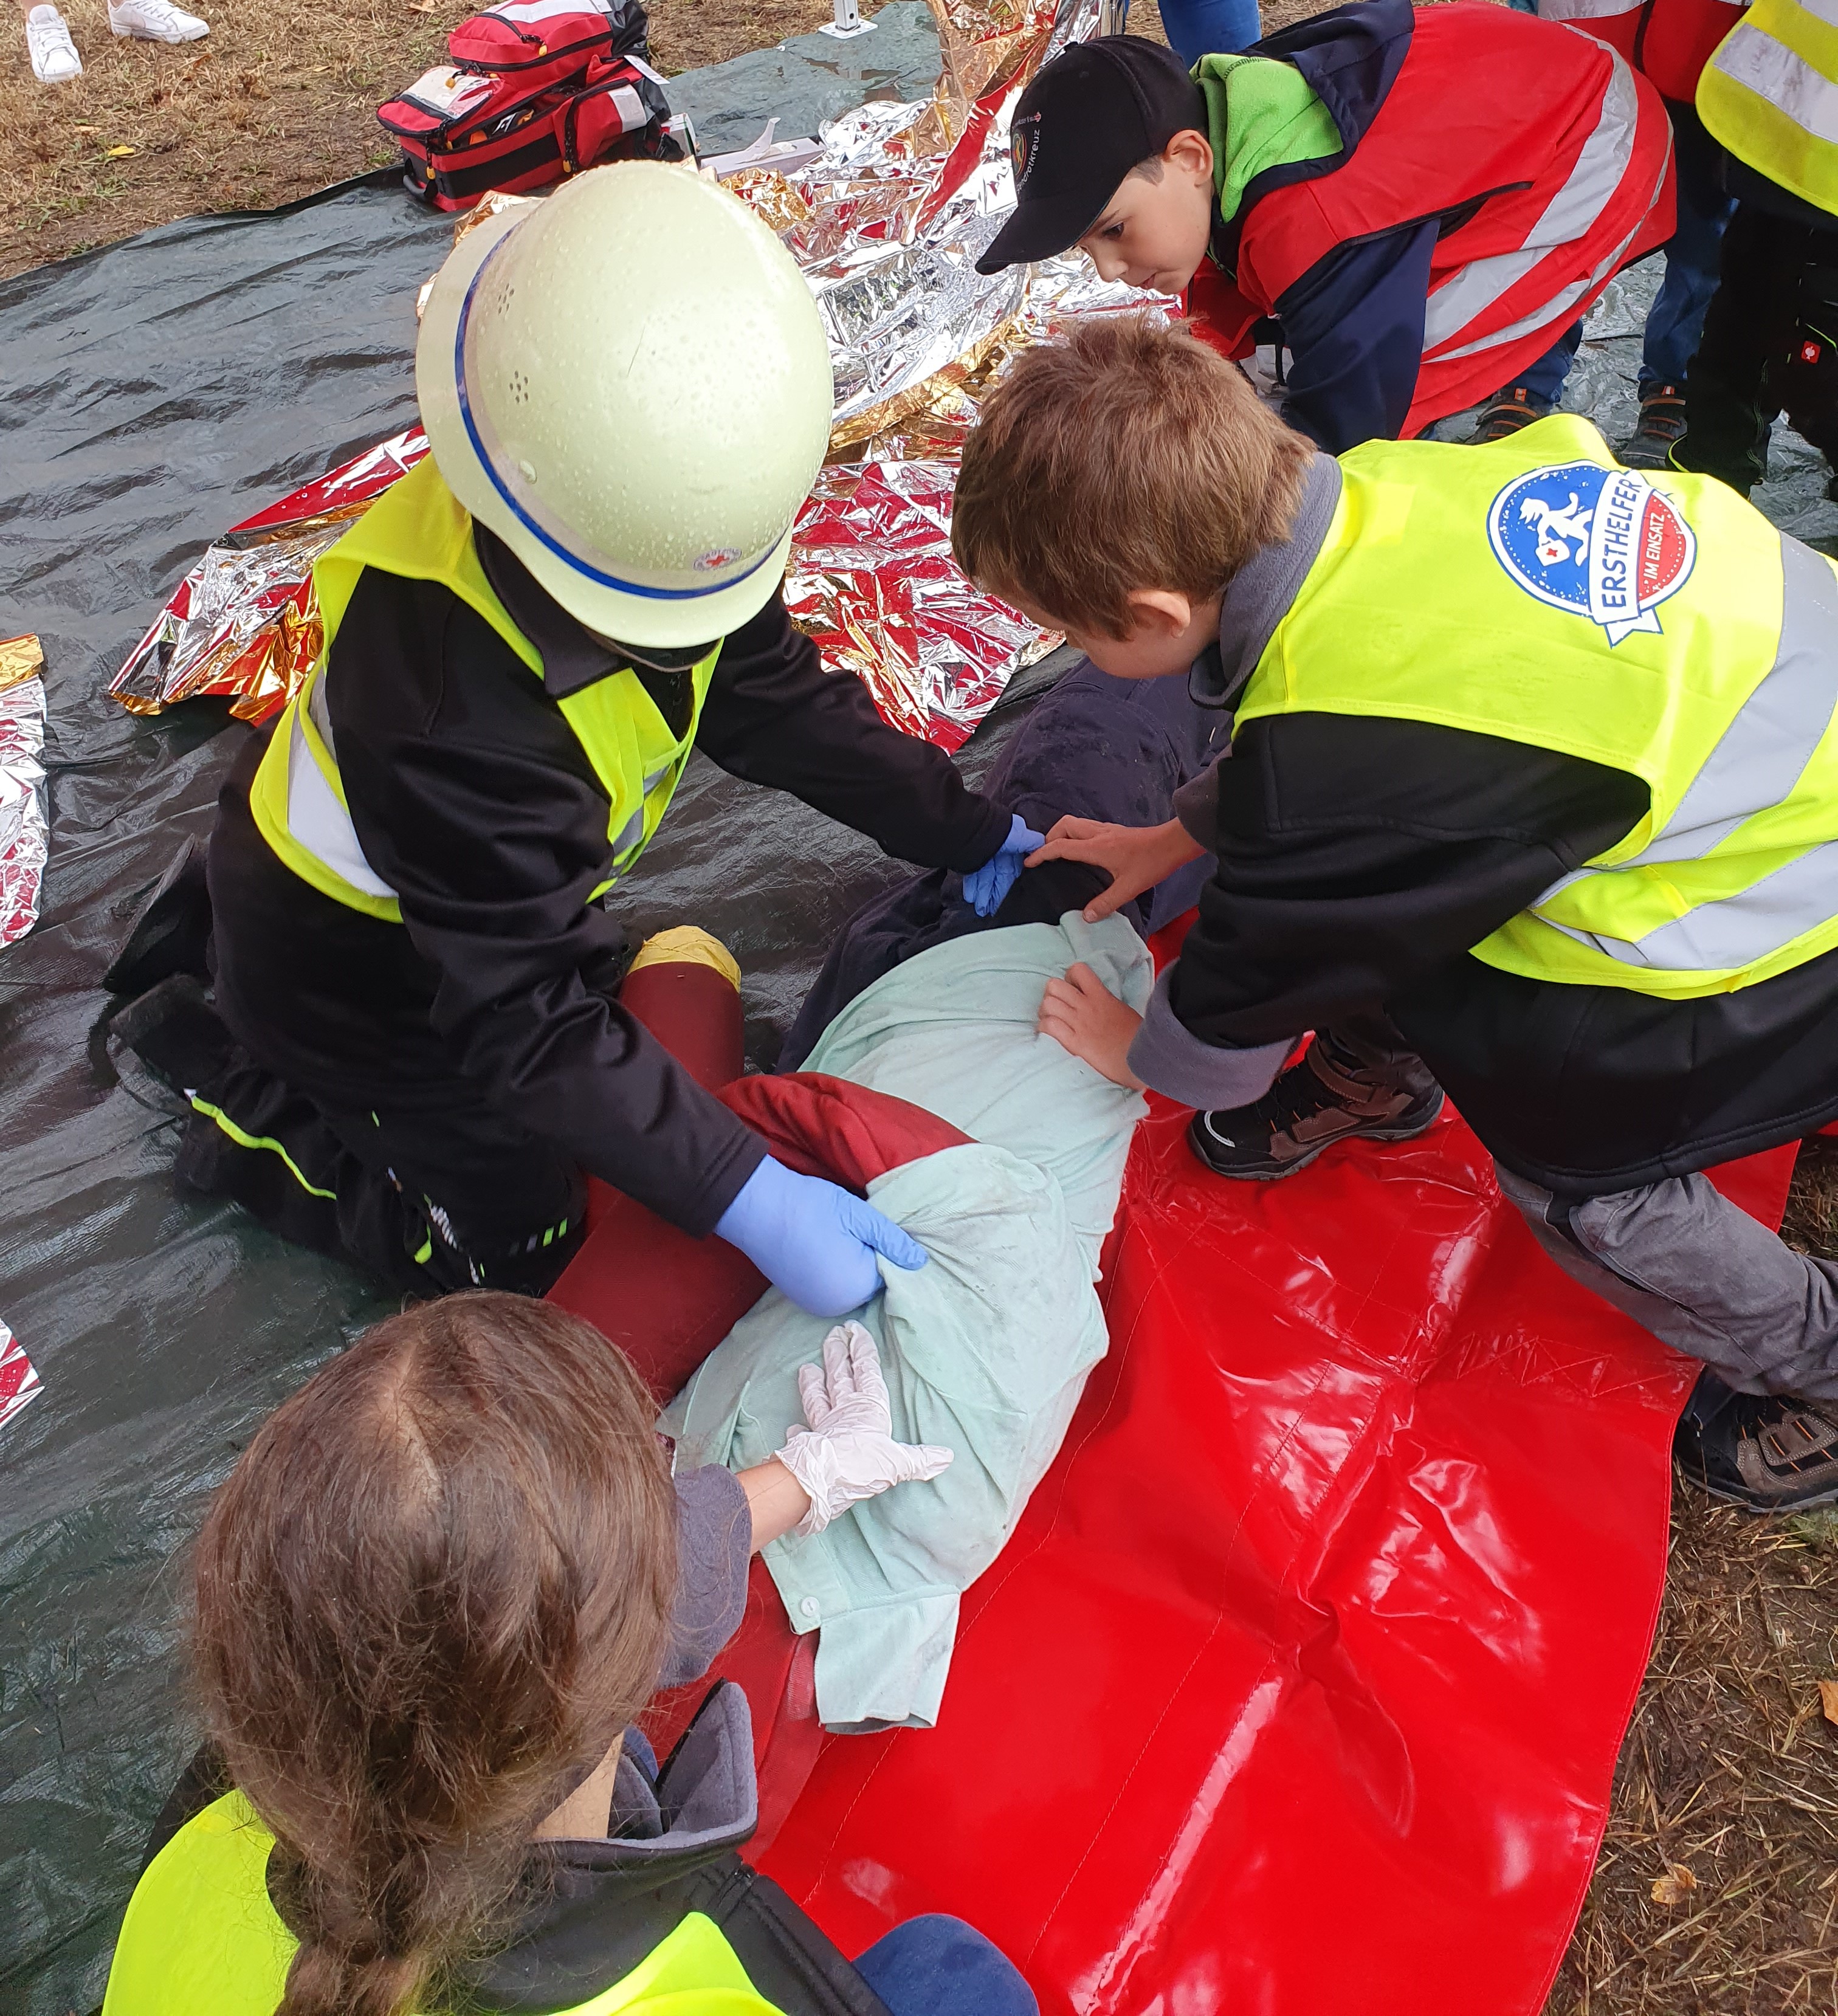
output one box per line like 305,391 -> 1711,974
1675,1371 -> 1838,1512
1465,386 -> 1550,444
1188,1039 -> 1444,1182
1617,383 -> 1688,469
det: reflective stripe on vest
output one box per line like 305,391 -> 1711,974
249,456 -> 719,923
1537,0 -> 1749,99
1421,45 -> 1660,362
1540,0 -> 1644,32
1698,0 -> 1838,212
1233,415 -> 1838,999
100,1789 -> 790,2016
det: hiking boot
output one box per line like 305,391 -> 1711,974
1465,387 -> 1550,444
1617,383 -> 1688,469
1188,1040 -> 1445,1182
108,0 -> 208,40
1673,1369 -> 1838,1512
25,5 -> 81,80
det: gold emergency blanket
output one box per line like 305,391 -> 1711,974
112,0 -> 1169,750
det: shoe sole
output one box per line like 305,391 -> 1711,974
111,20 -> 207,34
1675,1460 -> 1838,1515
1193,1098 -> 1446,1183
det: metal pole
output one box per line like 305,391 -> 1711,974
819,0 -> 876,40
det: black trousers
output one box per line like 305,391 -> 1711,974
176,1050 -> 588,1296
1676,200 -> 1838,496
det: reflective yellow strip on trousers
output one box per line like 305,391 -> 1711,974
188,1096 -> 337,1199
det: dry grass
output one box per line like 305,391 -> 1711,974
1549,1144 -> 1838,2016
0,0 -> 458,275
0,0 -> 837,276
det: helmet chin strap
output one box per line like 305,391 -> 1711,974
587,627 -> 719,674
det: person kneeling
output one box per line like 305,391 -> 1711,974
100,1294 -> 1032,2016
951,312 -> 1838,1516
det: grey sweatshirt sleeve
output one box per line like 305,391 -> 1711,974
1172,762 -> 1227,850
1126,963 -> 1293,1111
658,1465 -> 753,1691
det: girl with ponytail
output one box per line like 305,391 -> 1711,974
101,1293 -> 1035,2016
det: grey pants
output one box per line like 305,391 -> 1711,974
1496,1162 -> 1838,1403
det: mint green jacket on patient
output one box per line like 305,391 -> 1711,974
661,913 -> 1151,1732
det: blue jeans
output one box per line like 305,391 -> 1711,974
1152,0 -> 1261,66
1520,320 -> 1584,409
855,1916 -> 1039,2016
1639,100 -> 1735,393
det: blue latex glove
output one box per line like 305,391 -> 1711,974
714,1155 -> 928,1318
962,813 -> 1048,919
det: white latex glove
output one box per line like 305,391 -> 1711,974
773,1320 -> 954,1537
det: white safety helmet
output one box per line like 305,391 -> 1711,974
417,161 -> 835,649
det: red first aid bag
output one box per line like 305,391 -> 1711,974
377,0 -> 684,212
448,0 -> 641,86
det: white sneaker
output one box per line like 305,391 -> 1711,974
108,0 -> 209,40
26,4 -> 83,80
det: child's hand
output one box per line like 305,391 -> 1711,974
1038,962 -> 1146,1089
1025,816 -> 1205,921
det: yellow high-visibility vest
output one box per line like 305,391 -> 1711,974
100,1789 -> 787,2016
1697,0 -> 1838,217
1234,415 -> 1838,999
249,456 -> 720,923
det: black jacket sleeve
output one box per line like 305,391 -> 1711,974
1166,712 -> 1650,1048
1273,218 -> 1440,453
332,573 -> 765,1236
692,595 -> 1013,872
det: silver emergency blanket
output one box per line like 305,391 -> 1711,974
111,432 -> 429,726
108,0 -> 1165,749
0,636 -> 48,948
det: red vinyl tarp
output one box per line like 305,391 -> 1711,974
552,935 -> 1796,2016
749,1101 -> 1789,2014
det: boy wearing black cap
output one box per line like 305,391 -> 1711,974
977,3 -> 1676,452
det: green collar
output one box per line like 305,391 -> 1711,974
1193,52 -> 1342,225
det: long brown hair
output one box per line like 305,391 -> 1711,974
191,1293 -> 678,2016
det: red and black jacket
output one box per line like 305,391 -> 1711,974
1188,0 -> 1676,447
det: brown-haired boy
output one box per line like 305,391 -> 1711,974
952,314 -> 1838,1515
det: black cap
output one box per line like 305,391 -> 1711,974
976,37 -> 1206,275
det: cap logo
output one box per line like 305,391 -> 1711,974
1011,109 -> 1042,193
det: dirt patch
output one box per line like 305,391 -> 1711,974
1549,1144 -> 1838,2015
2,0 -> 457,277
1549,1497 -> 1838,2015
